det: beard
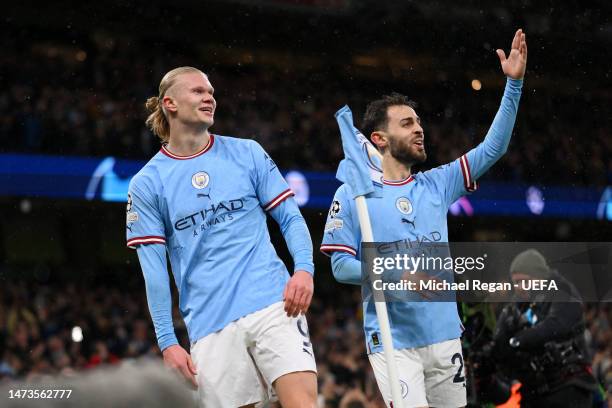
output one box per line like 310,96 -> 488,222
388,136 -> 427,166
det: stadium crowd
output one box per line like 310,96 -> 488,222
0,279 -> 385,406
1,7 -> 610,407
0,279 -> 611,406
1,34 -> 610,187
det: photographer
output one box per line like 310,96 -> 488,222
492,249 -> 598,407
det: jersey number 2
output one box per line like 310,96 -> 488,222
451,353 -> 465,383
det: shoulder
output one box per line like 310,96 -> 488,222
129,153 -> 165,194
214,135 -> 270,165
416,162 -> 458,185
332,184 -> 355,211
418,165 -> 445,181
334,183 -> 352,199
214,134 -> 260,152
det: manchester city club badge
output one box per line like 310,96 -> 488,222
396,197 -> 413,215
191,171 -> 210,189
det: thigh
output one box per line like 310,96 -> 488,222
190,322 -> 266,408
368,349 -> 428,408
247,301 -> 317,387
423,338 -> 467,408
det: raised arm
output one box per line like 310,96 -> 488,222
468,28 -> 528,181
429,29 -> 528,206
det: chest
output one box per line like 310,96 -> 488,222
159,157 -> 258,231
366,184 -> 447,243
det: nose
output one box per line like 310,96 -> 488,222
204,97 -> 215,111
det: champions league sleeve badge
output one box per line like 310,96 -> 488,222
329,200 -> 341,218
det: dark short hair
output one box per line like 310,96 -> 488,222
362,93 -> 417,138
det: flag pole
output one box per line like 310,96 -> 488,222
354,196 -> 404,408
335,105 -> 404,407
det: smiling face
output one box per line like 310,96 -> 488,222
162,71 -> 216,129
381,105 -> 426,166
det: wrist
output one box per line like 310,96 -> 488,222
507,77 -> 524,86
159,338 -> 179,353
294,264 -> 314,276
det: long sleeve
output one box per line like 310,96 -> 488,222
136,243 -> 178,351
425,77 -> 523,206
268,198 -> 314,275
331,251 -> 362,285
467,77 -> 523,180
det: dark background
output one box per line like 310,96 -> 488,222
0,1 -> 610,406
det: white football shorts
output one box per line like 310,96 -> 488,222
190,301 -> 317,407
368,338 -> 467,408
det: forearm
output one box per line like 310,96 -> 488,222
269,199 -> 314,274
331,252 -> 362,285
136,243 -> 178,351
470,78 -> 523,179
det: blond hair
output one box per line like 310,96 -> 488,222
145,66 -> 206,143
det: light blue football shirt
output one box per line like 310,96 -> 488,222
126,135 -> 301,346
322,78 -> 523,353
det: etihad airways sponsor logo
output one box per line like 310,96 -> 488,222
174,198 -> 245,231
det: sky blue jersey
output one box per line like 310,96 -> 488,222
321,78 -> 523,353
126,135 -> 313,349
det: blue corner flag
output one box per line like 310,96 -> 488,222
334,105 -> 383,198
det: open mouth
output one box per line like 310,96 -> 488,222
199,107 -> 214,114
413,140 -> 424,147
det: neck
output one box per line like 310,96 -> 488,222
167,123 -> 210,156
382,151 -> 412,181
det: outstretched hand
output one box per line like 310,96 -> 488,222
496,29 -> 528,80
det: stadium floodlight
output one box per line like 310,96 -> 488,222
334,106 -> 405,408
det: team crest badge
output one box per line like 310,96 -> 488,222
191,171 -> 210,189
396,197 -> 413,215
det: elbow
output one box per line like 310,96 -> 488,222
281,213 -> 306,235
331,254 -> 361,285
498,142 -> 509,156
142,273 -> 170,301
331,267 -> 349,284
485,143 -> 508,163
330,255 -> 345,283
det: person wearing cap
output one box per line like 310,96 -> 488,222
491,249 -> 598,407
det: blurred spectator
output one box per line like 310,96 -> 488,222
0,280 -> 610,406
1,30 -> 610,186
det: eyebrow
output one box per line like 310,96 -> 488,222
400,116 -> 421,124
190,85 -> 214,93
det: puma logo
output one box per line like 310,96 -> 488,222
401,218 -> 416,228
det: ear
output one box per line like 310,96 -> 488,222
370,131 -> 387,150
162,95 -> 177,113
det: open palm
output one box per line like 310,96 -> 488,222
497,29 -> 528,80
